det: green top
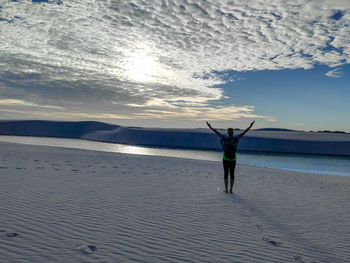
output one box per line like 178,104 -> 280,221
223,152 -> 236,161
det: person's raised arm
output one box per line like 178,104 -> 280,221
206,121 -> 221,137
238,120 -> 255,139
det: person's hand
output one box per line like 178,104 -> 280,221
206,121 -> 212,128
250,120 -> 255,127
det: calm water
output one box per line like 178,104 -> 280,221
1,135 -> 350,177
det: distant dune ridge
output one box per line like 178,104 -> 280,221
0,120 -> 350,155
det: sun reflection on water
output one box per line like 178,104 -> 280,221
120,145 -> 154,155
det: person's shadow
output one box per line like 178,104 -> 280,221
229,194 -> 333,263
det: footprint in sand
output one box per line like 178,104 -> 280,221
294,255 -> 306,263
71,169 -> 80,172
75,244 -> 97,254
0,167 -> 8,169
262,237 -> 282,247
5,233 -> 19,238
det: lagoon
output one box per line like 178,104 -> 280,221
1,135 -> 349,177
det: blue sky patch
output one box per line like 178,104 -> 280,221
330,10 -> 345,21
32,0 -> 63,4
0,17 -> 14,23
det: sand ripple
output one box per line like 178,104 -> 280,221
1,142 -> 350,262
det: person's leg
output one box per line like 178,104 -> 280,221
229,161 -> 237,193
223,160 -> 229,193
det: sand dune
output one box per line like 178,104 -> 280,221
83,126 -> 350,155
1,120 -> 350,155
1,142 -> 349,262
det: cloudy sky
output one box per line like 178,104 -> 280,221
0,0 -> 349,131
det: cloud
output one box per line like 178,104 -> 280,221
0,99 -> 63,110
124,99 -> 275,121
0,108 -> 131,120
325,68 -> 342,78
0,0 -> 349,124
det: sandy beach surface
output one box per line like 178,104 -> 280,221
1,142 -> 349,263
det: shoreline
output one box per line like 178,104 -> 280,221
2,133 -> 350,157
2,140 -> 349,188
1,136 -> 350,178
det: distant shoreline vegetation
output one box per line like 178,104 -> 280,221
311,130 -> 349,134
216,128 -> 349,134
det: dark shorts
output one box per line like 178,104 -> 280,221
223,159 -> 236,179
223,159 -> 236,169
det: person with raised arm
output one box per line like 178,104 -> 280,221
206,120 -> 255,194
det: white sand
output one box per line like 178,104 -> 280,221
1,142 -> 350,263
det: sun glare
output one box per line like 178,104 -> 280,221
125,50 -> 160,83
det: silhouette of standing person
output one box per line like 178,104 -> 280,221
206,121 -> 255,193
